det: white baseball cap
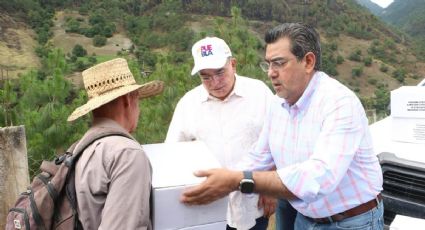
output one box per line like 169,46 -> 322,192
191,37 -> 232,75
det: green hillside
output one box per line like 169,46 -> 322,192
355,0 -> 383,15
1,0 -> 425,177
356,0 -> 425,61
380,0 -> 425,35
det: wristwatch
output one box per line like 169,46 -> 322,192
239,171 -> 255,194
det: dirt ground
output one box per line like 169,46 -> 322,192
50,11 -> 134,85
0,13 -> 41,79
51,11 -> 133,56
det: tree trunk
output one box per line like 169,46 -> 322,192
0,126 -> 29,229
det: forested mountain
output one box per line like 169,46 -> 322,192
1,0 -> 425,177
380,0 -> 425,37
355,0 -> 383,15
356,0 -> 425,39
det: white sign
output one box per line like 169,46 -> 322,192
391,86 -> 425,118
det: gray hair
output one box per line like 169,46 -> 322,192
265,23 -> 321,70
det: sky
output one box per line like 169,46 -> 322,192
370,0 -> 394,8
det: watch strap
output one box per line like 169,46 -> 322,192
243,171 -> 253,180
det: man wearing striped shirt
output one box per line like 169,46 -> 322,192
181,23 -> 384,230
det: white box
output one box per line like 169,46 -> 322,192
391,86 -> 425,118
390,215 -> 425,229
392,117 -> 425,143
142,141 -> 228,230
391,86 -> 425,143
180,221 -> 226,230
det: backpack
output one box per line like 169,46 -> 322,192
6,130 -> 133,230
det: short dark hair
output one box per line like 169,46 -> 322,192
265,23 -> 321,71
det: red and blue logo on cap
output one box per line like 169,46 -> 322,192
201,44 -> 214,57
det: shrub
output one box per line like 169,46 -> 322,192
367,78 -> 377,85
336,55 -> 344,64
352,66 -> 363,77
348,49 -> 362,62
79,5 -> 89,15
72,44 -> 87,57
374,85 -> 390,114
329,42 -> 338,51
88,56 -> 97,64
93,35 -> 107,47
322,55 -> 338,76
102,23 -> 116,38
364,56 -> 372,66
75,60 -> 86,71
89,14 -> 105,25
70,55 -> 77,62
379,64 -> 388,73
392,69 -> 406,83
65,18 -> 80,33
412,74 -> 420,80
81,28 -> 95,38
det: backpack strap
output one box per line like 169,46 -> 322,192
65,130 -> 134,168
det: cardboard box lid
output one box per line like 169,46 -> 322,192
142,141 -> 221,188
391,86 -> 425,118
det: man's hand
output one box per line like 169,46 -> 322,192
180,168 -> 242,205
258,194 -> 277,218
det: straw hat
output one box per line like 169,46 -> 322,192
67,58 -> 164,121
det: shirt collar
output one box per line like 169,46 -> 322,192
91,117 -> 131,135
200,74 -> 245,102
281,71 -> 321,111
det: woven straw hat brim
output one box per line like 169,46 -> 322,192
137,80 -> 164,99
67,80 -> 163,121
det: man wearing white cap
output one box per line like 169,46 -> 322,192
68,58 -> 164,229
166,37 -> 275,229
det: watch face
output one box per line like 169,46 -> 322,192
240,179 -> 255,194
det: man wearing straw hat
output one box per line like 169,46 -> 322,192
166,37 -> 275,230
67,58 -> 164,230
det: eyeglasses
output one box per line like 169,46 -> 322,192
198,69 -> 226,81
259,59 -> 288,72
198,59 -> 230,81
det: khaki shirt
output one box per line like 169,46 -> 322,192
75,118 -> 152,230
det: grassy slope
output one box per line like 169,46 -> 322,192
0,13 -> 40,79
51,11 -> 133,56
49,10 -> 133,87
2,5 -> 425,99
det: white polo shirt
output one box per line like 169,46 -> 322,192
166,75 -> 273,229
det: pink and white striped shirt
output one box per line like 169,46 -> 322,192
243,71 -> 383,218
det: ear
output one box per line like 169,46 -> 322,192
230,58 -> 237,70
122,94 -> 131,108
304,52 -> 316,74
